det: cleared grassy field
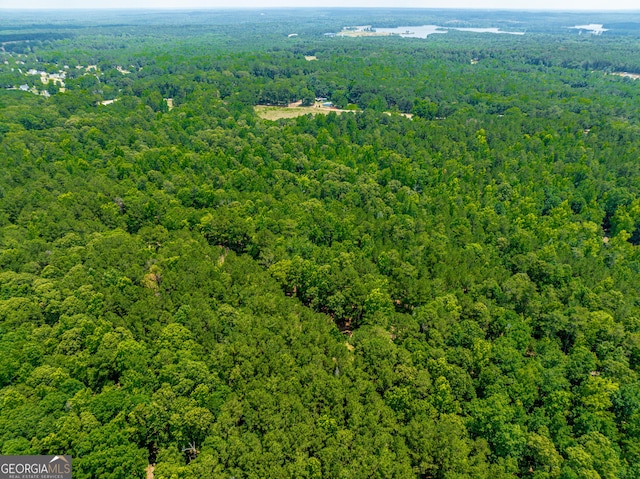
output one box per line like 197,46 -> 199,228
255,105 -> 355,120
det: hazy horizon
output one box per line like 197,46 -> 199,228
1,1 -> 638,11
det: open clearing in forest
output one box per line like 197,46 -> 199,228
255,104 -> 355,120
612,72 -> 640,80
255,102 -> 413,121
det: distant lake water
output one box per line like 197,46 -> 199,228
450,27 -> 524,35
570,24 -> 608,34
354,25 -> 525,38
375,25 -> 447,38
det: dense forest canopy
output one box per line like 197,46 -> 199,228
2,8 -> 640,479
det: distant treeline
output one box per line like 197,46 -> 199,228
0,32 -> 71,43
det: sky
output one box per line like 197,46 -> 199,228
0,0 -> 637,10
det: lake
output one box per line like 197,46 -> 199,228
570,24 -> 609,35
345,25 -> 525,38
375,25 -> 447,38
